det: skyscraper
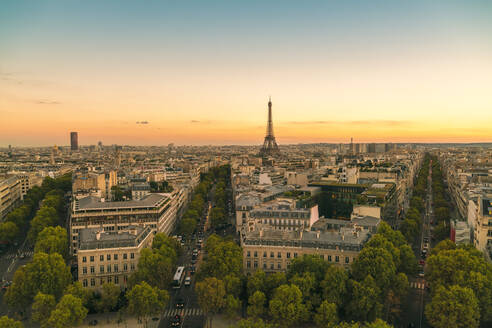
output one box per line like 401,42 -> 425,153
70,132 -> 78,151
259,97 -> 280,157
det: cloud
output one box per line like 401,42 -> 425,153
285,120 -> 413,127
136,121 -> 149,124
190,120 -> 214,124
34,100 -> 60,105
287,121 -> 334,125
190,120 -> 201,123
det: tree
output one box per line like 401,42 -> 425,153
247,270 -> 266,297
431,239 -> 456,255
314,301 -> 338,328
229,318 -> 275,328
96,282 -> 120,312
269,284 -> 308,328
0,316 -> 23,328
433,222 -> 450,241
200,239 -> 242,280
126,282 -> 169,326
27,206 -> 58,244
365,319 -> 393,328
34,226 -> 69,259
425,285 -> 479,328
224,294 -> 241,319
400,218 -> 419,243
435,207 -> 450,222
0,222 -> 19,244
196,277 -> 226,328
5,252 -> 71,309
321,265 -> 348,305
32,292 -> 56,326
178,217 -> 197,237
247,291 -> 266,319
398,244 -> 418,274
130,248 -> 175,289
287,254 -> 330,282
64,282 -> 92,307
351,247 -> 396,294
210,207 -> 227,228
43,294 -> 88,328
410,196 -> 424,213
345,276 -> 382,322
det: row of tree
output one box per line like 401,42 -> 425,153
0,173 -> 71,246
399,154 -> 430,243
424,240 -> 492,327
209,165 -> 231,229
429,157 -> 451,241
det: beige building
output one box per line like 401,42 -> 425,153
473,196 -> 492,257
77,226 -> 153,288
0,176 -> 22,219
71,188 -> 188,254
241,225 -> 370,273
72,170 -> 117,199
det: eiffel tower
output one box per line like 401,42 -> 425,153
259,97 -> 280,157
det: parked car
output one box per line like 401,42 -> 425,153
89,319 -> 98,326
190,265 -> 196,274
184,275 -> 191,287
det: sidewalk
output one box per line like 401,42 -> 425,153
80,313 -> 159,328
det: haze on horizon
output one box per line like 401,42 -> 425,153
1,0 -> 491,147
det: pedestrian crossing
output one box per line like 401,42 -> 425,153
410,282 -> 426,289
4,250 -> 33,260
162,308 -> 203,317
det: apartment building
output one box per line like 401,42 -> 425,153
0,176 -> 22,219
70,189 -> 187,254
241,224 -> 370,273
473,196 -> 492,257
77,225 -> 153,288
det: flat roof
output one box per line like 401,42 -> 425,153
76,193 -> 168,210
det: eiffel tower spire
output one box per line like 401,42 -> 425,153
260,97 -> 280,157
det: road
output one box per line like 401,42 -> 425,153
0,241 -> 34,316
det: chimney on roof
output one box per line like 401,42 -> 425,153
316,231 -> 320,239
96,231 -> 101,240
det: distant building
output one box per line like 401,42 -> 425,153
77,225 -> 153,288
473,196 -> 492,256
70,132 -> 79,151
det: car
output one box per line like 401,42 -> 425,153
171,314 -> 181,327
175,297 -> 184,309
89,319 -> 98,326
191,258 -> 197,264
152,317 -> 160,321
1,281 -> 12,291
419,259 -> 425,266
190,265 -> 196,274
184,276 -> 191,286
423,242 -> 429,249
418,270 -> 425,278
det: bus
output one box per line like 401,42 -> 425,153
172,266 -> 185,289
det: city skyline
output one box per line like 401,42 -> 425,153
2,1 -> 492,146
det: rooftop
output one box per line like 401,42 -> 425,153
78,225 -> 152,250
75,193 -> 169,211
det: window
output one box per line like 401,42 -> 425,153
270,263 -> 274,270
100,278 -> 104,285
107,265 -> 111,273
328,255 -> 332,262
277,252 -> 281,258
345,257 -> 349,264
263,263 -> 267,269
270,252 -> 274,258
254,251 -> 258,258
90,278 -> 95,286
247,251 -> 251,257
90,266 -> 94,274
335,256 -> 339,263
130,253 -> 135,259
247,261 -> 251,268
83,279 -> 88,287
123,253 -> 127,260
287,252 -> 291,258
123,263 -> 128,271
263,252 -> 267,258
100,255 -> 104,261
82,256 -> 87,263
90,256 -> 94,262
107,254 -> 111,261
114,254 -> 118,260
107,276 -> 112,283
130,263 -> 135,271
294,253 -> 298,258
277,262 -> 282,269
82,267 -> 87,275
254,261 -> 258,268
100,266 -> 104,273
114,264 -> 119,272
114,276 -> 119,284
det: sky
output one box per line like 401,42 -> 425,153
1,0 -> 492,146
